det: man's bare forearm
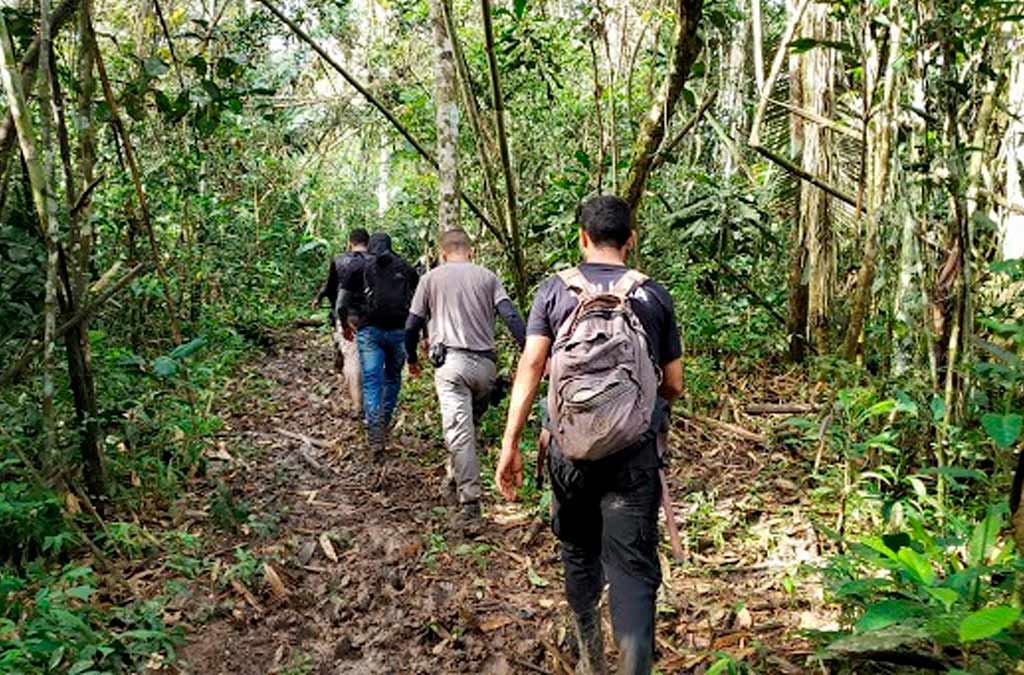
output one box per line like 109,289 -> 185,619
503,337 -> 550,444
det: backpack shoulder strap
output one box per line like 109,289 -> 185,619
611,269 -> 649,298
557,267 -> 597,297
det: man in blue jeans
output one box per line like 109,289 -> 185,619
337,233 -> 419,455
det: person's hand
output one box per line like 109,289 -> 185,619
408,361 -> 422,378
495,438 -> 524,501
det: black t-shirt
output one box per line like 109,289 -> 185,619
528,263 -> 683,469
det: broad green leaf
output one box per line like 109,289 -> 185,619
860,536 -> 900,562
296,240 -> 325,256
968,506 -> 1006,566
930,397 -> 946,422
894,391 -> 918,416
186,54 -> 207,76
48,645 -> 65,670
981,413 -> 1022,449
526,565 -> 548,587
217,54 -> 246,79
143,56 -> 169,78
897,547 -> 935,586
170,337 -> 207,360
65,585 -> 94,601
859,399 -> 896,422
706,656 -> 734,675
68,659 -> 95,675
881,532 -> 912,553
827,624 -> 928,654
958,606 -> 1021,643
513,0 -> 528,19
921,466 -> 988,482
924,587 -> 959,611
856,599 -> 924,632
152,356 -> 178,377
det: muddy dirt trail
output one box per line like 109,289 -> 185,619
159,329 -> 830,674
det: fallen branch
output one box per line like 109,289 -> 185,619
687,414 -> 768,444
276,428 -> 330,449
540,639 -> 574,674
745,403 -> 819,415
509,657 -> 550,675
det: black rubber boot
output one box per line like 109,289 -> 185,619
573,608 -> 607,675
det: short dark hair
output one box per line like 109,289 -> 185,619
576,195 -> 632,248
440,228 -> 472,253
349,228 -> 370,246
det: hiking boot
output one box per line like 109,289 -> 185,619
573,608 -> 607,675
439,479 -> 458,506
366,425 -> 385,460
452,501 -> 483,535
459,500 -> 481,521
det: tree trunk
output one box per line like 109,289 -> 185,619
479,0 -> 528,307
843,14 -> 900,360
442,0 -> 501,228
0,10 -> 60,463
86,11 -> 184,344
750,0 -> 765,93
39,0 -> 62,462
797,1 -> 836,353
717,0 -> 748,178
429,0 -> 460,234
784,0 -> 808,362
1003,32 -> 1024,260
0,0 -> 80,164
50,17 -> 104,501
75,0 -> 97,302
622,0 -> 704,218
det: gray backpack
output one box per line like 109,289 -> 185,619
548,268 -> 660,461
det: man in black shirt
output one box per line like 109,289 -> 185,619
312,227 -> 369,413
497,196 -> 684,674
338,233 -> 419,455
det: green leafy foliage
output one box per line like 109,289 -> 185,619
819,507 -> 1023,667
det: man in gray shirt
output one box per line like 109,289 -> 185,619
405,229 -> 526,523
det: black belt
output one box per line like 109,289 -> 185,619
447,346 -> 497,362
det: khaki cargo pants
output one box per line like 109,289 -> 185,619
333,323 -> 363,414
435,350 -> 496,504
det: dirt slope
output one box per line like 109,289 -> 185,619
159,329 -> 830,674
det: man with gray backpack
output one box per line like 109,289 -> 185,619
496,195 -> 684,674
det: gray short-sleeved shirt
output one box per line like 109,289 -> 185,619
409,262 -> 511,352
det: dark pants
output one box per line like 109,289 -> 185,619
549,447 -> 662,674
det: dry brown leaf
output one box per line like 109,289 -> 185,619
735,606 -> 753,630
64,492 -> 82,516
231,578 -> 263,612
319,533 -> 338,562
478,615 -> 515,632
263,562 -> 289,599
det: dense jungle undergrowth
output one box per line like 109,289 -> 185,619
2,0 -> 1024,672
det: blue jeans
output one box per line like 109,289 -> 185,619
356,326 -> 406,431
